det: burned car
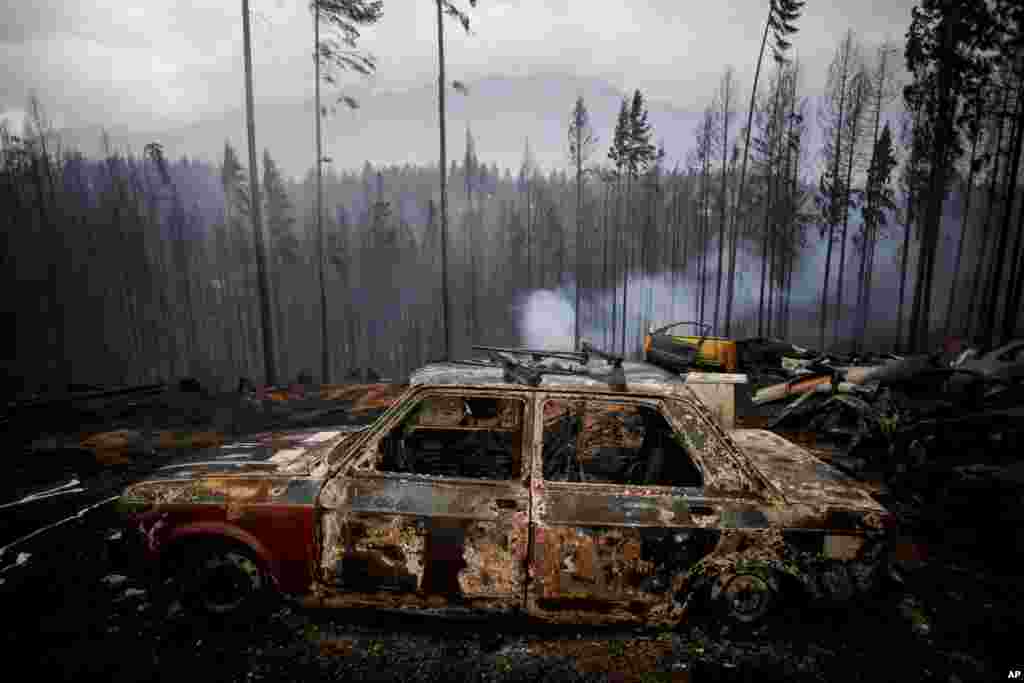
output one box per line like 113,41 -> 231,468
113,346 -> 897,626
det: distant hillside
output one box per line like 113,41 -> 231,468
60,72 -> 707,180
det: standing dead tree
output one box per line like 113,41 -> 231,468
568,95 -> 597,350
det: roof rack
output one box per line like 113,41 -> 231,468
579,341 -> 624,369
441,342 -> 627,388
463,346 -> 584,387
471,345 -> 589,365
472,342 -> 624,369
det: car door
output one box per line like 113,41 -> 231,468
316,389 -> 532,612
526,394 -> 725,625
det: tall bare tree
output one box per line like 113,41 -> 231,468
853,41 -> 900,349
434,0 -> 478,360
942,89 -> 984,338
311,0 -> 381,382
854,122 -> 897,349
753,63 -> 790,337
607,100 -> 630,351
725,0 -> 804,336
834,65 -> 870,345
963,87 -> 1009,337
241,0 -> 277,386
692,108 -> 715,328
713,67 -> 736,335
815,29 -> 859,351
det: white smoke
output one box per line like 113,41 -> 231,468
514,244 -> 851,356
515,202 -> 979,356
515,269 -> 725,356
513,289 -> 577,351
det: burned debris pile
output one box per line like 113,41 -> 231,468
749,346 -> 1024,472
641,325 -> 1021,478
738,339 -> 1024,555
642,323 -> 1024,556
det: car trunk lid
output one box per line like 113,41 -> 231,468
728,428 -> 885,512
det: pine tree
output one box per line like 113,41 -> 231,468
220,141 -> 255,376
854,122 -> 897,349
815,29 -> 859,351
713,68 -> 736,335
619,89 -> 657,353
263,149 -> 298,373
568,94 -> 597,349
519,137 -> 537,290
463,125 -> 479,342
241,0 -> 277,385
905,0 -> 997,351
464,124 -> 477,204
895,111 -> 929,353
693,108 -> 715,330
834,65 -> 871,346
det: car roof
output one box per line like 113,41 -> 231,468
409,359 -> 686,396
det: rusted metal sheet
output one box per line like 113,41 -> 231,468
527,503 -> 723,625
317,473 -> 530,611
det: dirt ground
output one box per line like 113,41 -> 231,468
2,383 -> 1022,681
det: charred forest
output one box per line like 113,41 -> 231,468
0,0 -> 1022,396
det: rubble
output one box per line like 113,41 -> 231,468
735,338 -> 817,377
736,337 -> 1024,562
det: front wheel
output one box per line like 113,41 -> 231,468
178,540 -> 271,616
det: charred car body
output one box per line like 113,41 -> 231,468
114,346 -> 897,626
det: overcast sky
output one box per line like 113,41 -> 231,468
1,0 -> 915,133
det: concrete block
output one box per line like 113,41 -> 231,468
682,373 -> 748,430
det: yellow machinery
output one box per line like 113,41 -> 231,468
644,322 -> 738,373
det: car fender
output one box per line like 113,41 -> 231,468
163,521 -> 282,589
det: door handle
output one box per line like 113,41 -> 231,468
495,498 -> 521,510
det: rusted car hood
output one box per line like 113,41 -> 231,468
142,426 -> 366,481
728,429 -> 884,512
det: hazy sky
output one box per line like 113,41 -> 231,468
1,0 -> 915,132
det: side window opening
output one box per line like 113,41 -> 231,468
542,399 -> 703,488
376,395 -> 523,481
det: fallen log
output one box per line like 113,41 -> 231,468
843,355 -> 940,385
752,373 -> 834,405
6,383 -> 167,411
755,356 -> 946,405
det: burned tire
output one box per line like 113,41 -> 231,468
715,573 -> 776,625
177,540 -> 271,617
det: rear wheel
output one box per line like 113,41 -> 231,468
716,573 -> 776,625
177,540 -> 270,616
